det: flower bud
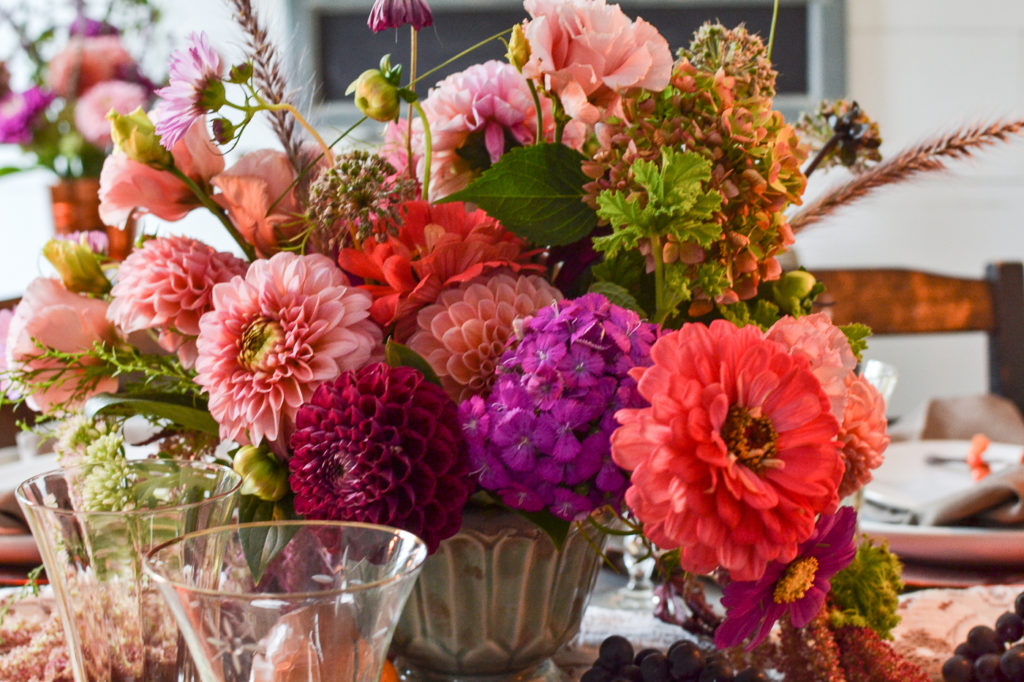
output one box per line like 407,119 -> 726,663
368,0 -> 433,33
347,69 -> 401,122
507,24 -> 530,72
108,107 -> 173,167
43,238 -> 111,295
211,117 -> 235,145
772,270 -> 818,315
227,62 -> 253,85
233,444 -> 290,501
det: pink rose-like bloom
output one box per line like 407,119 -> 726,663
154,32 -> 225,149
212,150 -> 303,258
74,80 -> 150,148
47,35 -> 137,98
107,236 -> 248,368
406,272 -> 562,402
521,0 -> 672,126
99,117 -> 225,228
837,373 -> 890,499
385,60 -> 584,200
195,252 -> 382,452
6,278 -> 120,412
611,320 -> 844,582
767,313 -> 858,420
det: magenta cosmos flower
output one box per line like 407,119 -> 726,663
368,0 -> 433,32
195,252 -> 381,452
714,506 -> 858,650
290,363 -> 471,553
153,32 -> 225,149
107,236 -> 248,368
611,319 -> 845,582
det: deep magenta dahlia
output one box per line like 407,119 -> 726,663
289,362 -> 472,552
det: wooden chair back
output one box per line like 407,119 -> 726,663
810,262 -> 1024,414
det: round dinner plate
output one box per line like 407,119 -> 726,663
860,439 -> 1024,565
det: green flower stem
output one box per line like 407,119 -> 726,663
411,99 -> 433,200
172,169 -> 256,261
767,0 -> 781,60
409,28 -> 514,89
650,234 -> 669,325
259,100 -> 334,164
407,27 -> 419,181
527,79 -> 544,145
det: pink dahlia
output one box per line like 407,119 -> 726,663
521,0 -> 673,126
47,35 -> 137,98
74,80 -> 150,148
289,362 -> 472,553
767,313 -> 858,420
154,32 -> 225,149
195,252 -> 381,452
611,319 -> 844,582
714,507 -> 858,650
406,272 -> 562,402
107,236 -> 248,368
384,60 -> 583,200
836,373 -> 889,499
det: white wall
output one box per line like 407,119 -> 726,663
2,0 -> 1023,417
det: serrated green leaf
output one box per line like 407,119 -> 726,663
384,341 -> 442,387
842,323 -> 872,362
441,143 -> 597,247
588,281 -> 646,316
84,392 -> 218,434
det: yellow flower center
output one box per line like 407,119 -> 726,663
239,317 -> 284,370
772,556 -> 819,604
722,404 -> 779,472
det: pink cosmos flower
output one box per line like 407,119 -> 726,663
47,35 -> 137,98
6,278 -> 120,412
211,149 -> 304,257
99,117 -> 225,228
368,0 -> 433,32
74,80 -> 150,148
153,32 -> 225,149
521,0 -> 673,126
611,320 -> 844,582
107,236 -> 248,368
406,272 -> 562,402
767,313 -> 858,420
836,373 -> 890,499
384,60 -> 583,200
714,507 -> 858,650
194,252 -> 381,453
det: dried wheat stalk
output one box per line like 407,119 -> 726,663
790,118 -> 1024,233
225,0 -> 304,168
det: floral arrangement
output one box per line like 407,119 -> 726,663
0,0 -> 160,179
3,0 -> 1023,679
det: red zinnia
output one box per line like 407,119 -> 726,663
611,320 -> 844,582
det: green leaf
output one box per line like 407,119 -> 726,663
588,281 -> 645,316
0,166 -> 29,177
84,392 -> 218,434
441,143 -> 597,247
237,493 -> 298,583
842,323 -> 873,362
515,509 -> 571,550
384,341 -> 442,387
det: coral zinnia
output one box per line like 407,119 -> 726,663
289,363 -> 472,553
406,272 -> 562,402
337,200 -> 542,338
195,252 -> 381,452
611,319 -> 844,582
107,235 -> 248,368
461,293 -> 659,520
836,373 -> 889,499
714,506 -> 858,650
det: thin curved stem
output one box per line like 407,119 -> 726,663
409,28 -> 513,88
259,99 -> 334,164
411,100 -> 432,200
172,168 -> 256,261
767,0 -> 781,60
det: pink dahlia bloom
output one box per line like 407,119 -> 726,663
715,507 -> 858,650
212,149 -> 304,258
154,32 -> 225,149
6,278 -> 120,412
107,236 -> 248,368
767,313 -> 858,420
195,252 -> 381,452
384,59 -> 583,201
836,373 -> 890,499
47,35 -> 137,98
406,272 -> 562,402
521,0 -> 672,126
290,363 -> 473,553
74,80 -> 150,148
611,319 -> 844,582
99,117 -> 225,228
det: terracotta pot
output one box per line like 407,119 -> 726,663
49,177 -> 135,260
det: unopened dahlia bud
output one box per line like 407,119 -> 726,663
233,444 -> 290,501
507,24 -> 530,72
347,69 -> 401,122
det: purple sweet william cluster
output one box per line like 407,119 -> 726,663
459,293 -> 659,520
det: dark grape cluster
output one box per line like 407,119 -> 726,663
581,635 -> 769,682
942,592 -> 1024,681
